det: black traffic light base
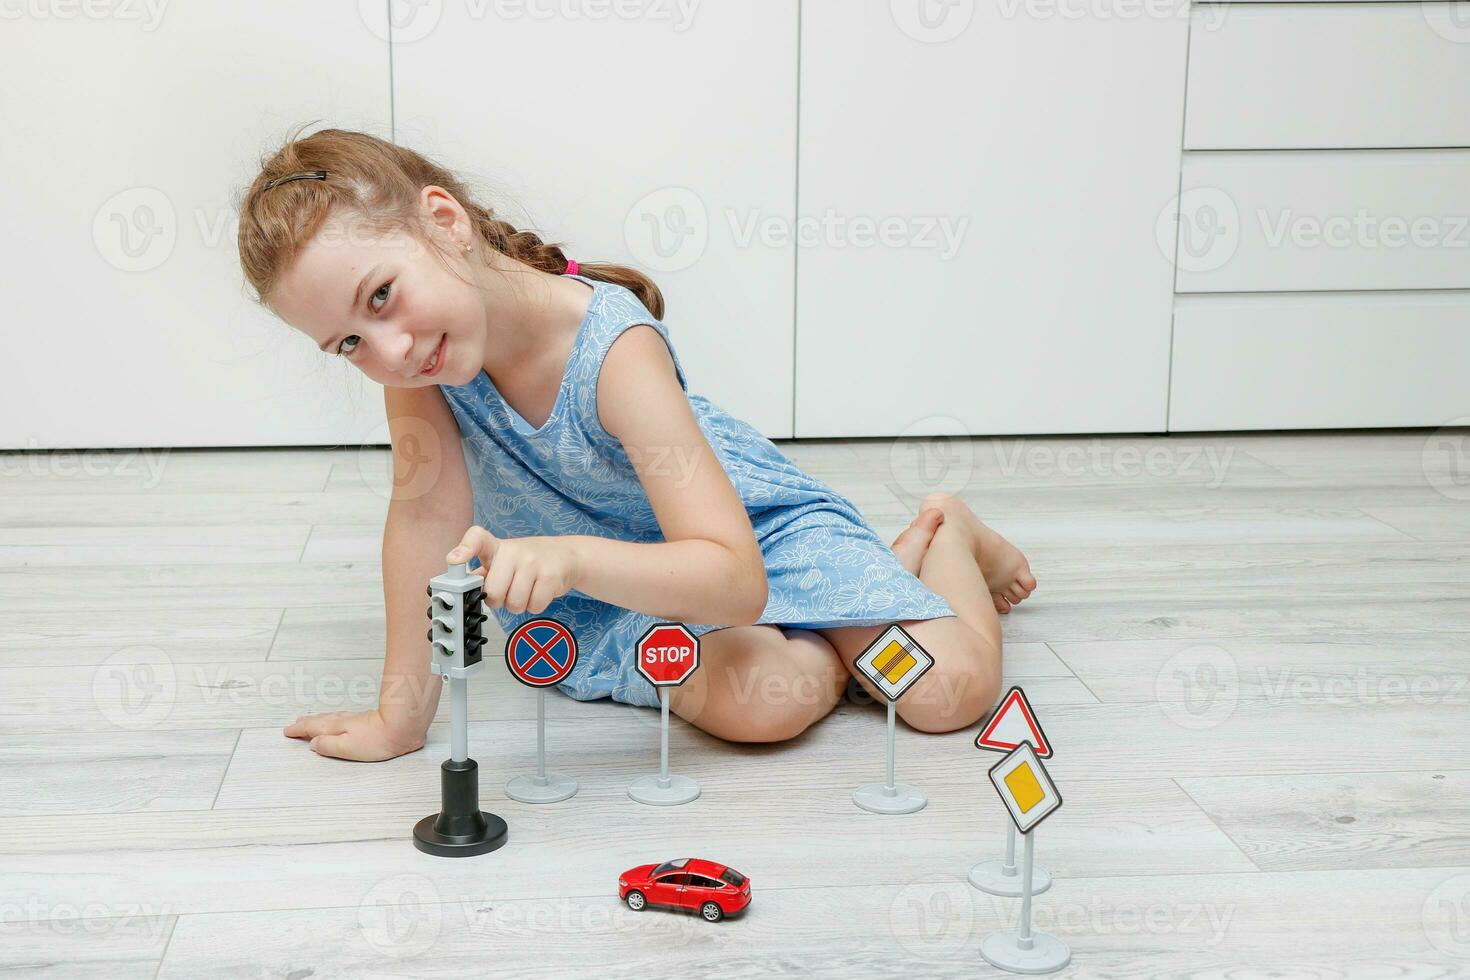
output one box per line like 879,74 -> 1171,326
413,758 -> 508,857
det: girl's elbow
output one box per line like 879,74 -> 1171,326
740,564 -> 769,625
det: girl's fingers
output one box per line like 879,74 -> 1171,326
482,551 -> 516,609
503,567 -> 535,615
446,525 -> 495,565
284,713 -> 345,739
310,733 -> 355,759
526,577 -> 556,616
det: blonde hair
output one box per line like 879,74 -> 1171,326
235,122 -> 665,319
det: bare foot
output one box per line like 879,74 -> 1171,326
929,497 -> 1038,614
890,507 -> 945,576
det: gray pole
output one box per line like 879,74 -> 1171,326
535,688 -> 546,781
1004,821 -> 1018,875
658,687 -> 671,787
449,675 -> 467,763
885,699 -> 896,791
1019,828 -> 1036,949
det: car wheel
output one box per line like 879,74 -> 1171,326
700,901 -> 723,922
625,891 -> 646,911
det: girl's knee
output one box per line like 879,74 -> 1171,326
680,631 -> 842,743
895,626 -> 1002,734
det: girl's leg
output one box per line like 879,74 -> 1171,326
817,493 -> 1034,732
667,624 -> 847,743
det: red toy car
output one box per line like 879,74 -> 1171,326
618,858 -> 751,922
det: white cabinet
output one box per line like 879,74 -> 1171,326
390,1 -> 799,437
1176,149 -> 1470,293
792,0 -> 1187,437
1170,291 -> 1470,430
1185,3 -> 1470,150
0,5 -> 392,449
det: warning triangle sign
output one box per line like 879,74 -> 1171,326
975,686 -> 1052,758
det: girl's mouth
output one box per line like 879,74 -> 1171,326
419,334 -> 447,378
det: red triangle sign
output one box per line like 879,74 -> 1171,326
975,686 -> 1052,758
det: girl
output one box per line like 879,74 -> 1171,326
237,127 -> 1036,762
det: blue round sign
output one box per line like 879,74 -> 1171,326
504,618 -> 578,688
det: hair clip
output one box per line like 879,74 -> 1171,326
263,169 -> 329,190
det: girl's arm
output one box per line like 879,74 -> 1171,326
452,324 -> 769,627
584,324 -> 768,625
284,383 -> 472,761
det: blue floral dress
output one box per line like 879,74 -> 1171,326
438,274 -> 955,708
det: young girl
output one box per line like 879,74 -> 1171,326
237,128 -> 1036,762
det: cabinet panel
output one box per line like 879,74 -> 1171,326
794,0 -> 1185,437
392,1 -> 798,437
1176,150 -> 1470,293
0,5 -> 392,449
1186,3 -> 1470,149
1170,291 -> 1470,430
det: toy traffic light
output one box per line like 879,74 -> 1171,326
413,562 -> 507,858
426,564 -> 488,677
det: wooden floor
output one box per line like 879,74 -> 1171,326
2,430 -> 1468,978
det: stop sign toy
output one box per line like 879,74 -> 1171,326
629,623 -> 701,806
636,623 -> 701,687
503,618 -> 579,804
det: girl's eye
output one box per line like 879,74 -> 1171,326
337,335 -> 361,356
370,282 -> 392,312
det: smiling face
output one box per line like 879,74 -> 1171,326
269,198 -> 488,389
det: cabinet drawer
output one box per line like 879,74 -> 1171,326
1174,149 -> 1470,293
1169,291 -> 1470,430
1186,3 -> 1470,149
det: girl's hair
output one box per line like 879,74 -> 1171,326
236,123 -> 665,319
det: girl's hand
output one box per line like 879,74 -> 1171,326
447,527 -> 581,615
283,709 -> 425,762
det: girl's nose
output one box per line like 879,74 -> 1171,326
375,329 -> 415,372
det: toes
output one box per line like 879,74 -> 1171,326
993,594 -> 1012,615
1018,567 -> 1037,592
1007,584 -> 1026,604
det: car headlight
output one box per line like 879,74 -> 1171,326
619,879 -> 628,887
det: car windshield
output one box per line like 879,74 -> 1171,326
719,868 -> 746,887
652,858 -> 689,876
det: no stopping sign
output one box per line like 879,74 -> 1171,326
505,618 -> 578,688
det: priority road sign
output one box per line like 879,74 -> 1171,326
636,623 -> 700,688
988,742 -> 1063,834
975,685 -> 1053,758
505,618 -> 578,688
854,624 -> 933,702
